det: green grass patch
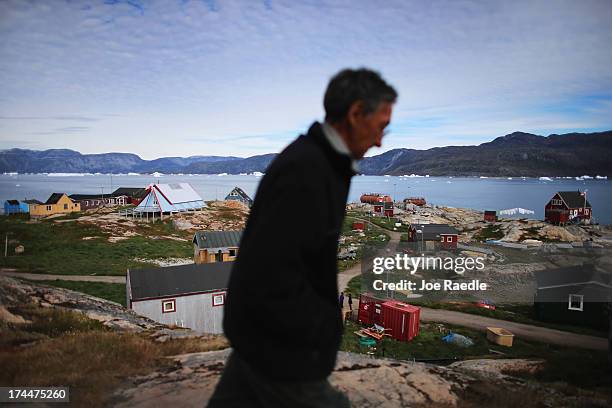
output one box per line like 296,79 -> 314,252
341,319 -> 612,389
0,304 -> 108,349
0,217 -> 191,275
474,225 -> 504,241
33,280 -> 127,307
367,216 -> 409,232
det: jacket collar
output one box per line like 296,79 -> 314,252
306,122 -> 356,177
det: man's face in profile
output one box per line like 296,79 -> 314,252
347,101 -> 393,159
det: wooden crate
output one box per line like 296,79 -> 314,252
486,327 -> 514,347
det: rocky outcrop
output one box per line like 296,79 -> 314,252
0,275 -> 197,340
111,349 -> 606,408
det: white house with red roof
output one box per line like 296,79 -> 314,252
134,183 -> 205,214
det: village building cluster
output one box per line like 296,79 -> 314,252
3,185 -> 607,338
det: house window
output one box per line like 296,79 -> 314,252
551,199 -> 562,206
229,249 -> 236,257
162,299 -> 176,313
212,293 -> 225,307
447,236 -> 453,242
64,204 -> 68,210
568,294 -> 583,311
46,205 -> 52,211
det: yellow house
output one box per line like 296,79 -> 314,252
193,231 -> 242,264
30,193 -> 81,217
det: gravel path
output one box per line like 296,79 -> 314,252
0,269 -> 125,283
420,307 -> 607,351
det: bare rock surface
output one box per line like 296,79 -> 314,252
449,358 -> 545,380
111,349 -> 604,408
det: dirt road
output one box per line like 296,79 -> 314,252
0,269 -> 125,283
337,217 -> 402,292
420,307 -> 607,351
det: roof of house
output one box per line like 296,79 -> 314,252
535,264 -> 612,290
5,200 -> 19,205
45,193 -> 68,205
22,199 -> 43,205
554,191 -> 592,209
409,223 -> 459,241
484,210 -> 497,215
134,183 -> 205,213
128,261 -> 232,300
69,194 -> 107,201
193,230 -> 243,249
112,187 -> 147,198
225,186 -> 253,203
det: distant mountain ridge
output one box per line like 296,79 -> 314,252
0,148 -> 241,174
1,130 -> 611,176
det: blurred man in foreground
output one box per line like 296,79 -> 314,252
208,68 -> 397,407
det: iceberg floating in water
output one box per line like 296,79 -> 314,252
47,172 -> 91,177
251,171 -> 264,177
151,172 -> 164,177
127,172 -> 140,176
539,177 -> 553,181
596,175 -> 607,180
217,173 -> 228,176
479,176 -> 488,179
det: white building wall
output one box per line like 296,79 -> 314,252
132,291 -> 226,334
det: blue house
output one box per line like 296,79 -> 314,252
4,200 -> 29,214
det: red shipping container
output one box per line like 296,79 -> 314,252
352,222 -> 365,231
357,293 -> 385,326
381,301 -> 420,342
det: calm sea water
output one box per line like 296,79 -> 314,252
1,174 -> 611,224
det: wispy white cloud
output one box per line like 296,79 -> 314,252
0,0 -> 611,158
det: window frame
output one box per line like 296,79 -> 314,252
212,292 -> 225,307
162,299 -> 176,313
568,294 -> 583,311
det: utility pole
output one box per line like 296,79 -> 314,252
4,233 -> 8,257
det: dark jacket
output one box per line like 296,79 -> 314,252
223,122 -> 354,381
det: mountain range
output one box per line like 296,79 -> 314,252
2,130 -> 611,177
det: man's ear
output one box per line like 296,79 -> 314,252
347,100 -> 365,128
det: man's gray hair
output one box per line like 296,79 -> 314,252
324,68 -> 397,123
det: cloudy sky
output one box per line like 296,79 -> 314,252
1,0 -> 611,159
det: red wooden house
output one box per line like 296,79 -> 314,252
407,224 -> 459,249
545,191 -> 592,225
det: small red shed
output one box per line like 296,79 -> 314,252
381,300 -> 421,342
358,293 -> 385,326
352,221 -> 365,231
484,210 -> 497,222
